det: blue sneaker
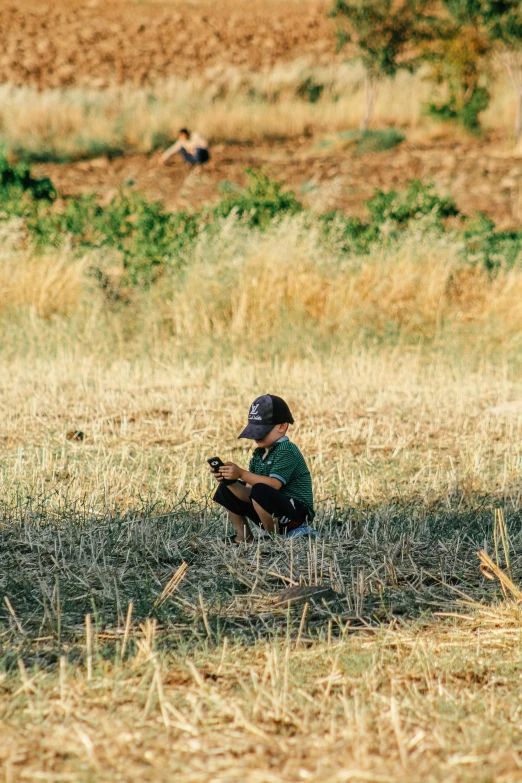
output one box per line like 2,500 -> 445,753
286,526 -> 319,539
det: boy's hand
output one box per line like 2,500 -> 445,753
208,464 -> 224,482
209,465 -> 224,482
219,462 -> 244,481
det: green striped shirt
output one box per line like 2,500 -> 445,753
249,437 -> 314,518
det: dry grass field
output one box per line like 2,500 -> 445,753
3,1 -> 522,781
2,350 -> 522,782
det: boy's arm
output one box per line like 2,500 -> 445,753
161,139 -> 182,164
240,470 -> 282,490
219,463 -> 282,490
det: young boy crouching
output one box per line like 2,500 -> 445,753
211,394 -> 315,543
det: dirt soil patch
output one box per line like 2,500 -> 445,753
34,137 -> 522,228
0,0 -> 335,89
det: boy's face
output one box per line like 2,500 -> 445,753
255,423 -> 288,449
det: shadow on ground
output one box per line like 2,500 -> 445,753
0,491 -> 516,668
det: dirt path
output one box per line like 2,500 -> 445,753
34,138 -> 522,227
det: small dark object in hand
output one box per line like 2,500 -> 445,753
67,430 -> 85,442
207,456 -> 235,485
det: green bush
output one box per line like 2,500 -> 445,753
2,151 -> 521,290
26,192 -> 200,285
319,211 -> 380,254
427,86 -> 491,133
463,213 -> 522,272
353,129 -> 405,155
214,169 -> 303,228
0,152 -> 56,202
366,180 -> 460,226
319,181 -> 458,254
296,77 -> 325,104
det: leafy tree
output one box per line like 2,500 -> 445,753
477,1 -> 522,143
329,0 -> 434,130
428,2 -> 522,138
424,19 -> 492,132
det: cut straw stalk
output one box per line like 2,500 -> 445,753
296,602 -> 309,647
198,592 -> 213,639
153,562 -> 188,608
494,508 -> 512,580
4,596 -> 24,636
478,550 -> 522,603
121,601 -> 133,660
85,614 -> 93,681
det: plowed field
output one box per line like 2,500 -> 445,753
0,0 -> 335,89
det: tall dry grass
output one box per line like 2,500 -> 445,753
1,61 -> 517,160
2,218 -> 522,357
150,219 -> 522,356
0,222 -> 86,319
2,212 -> 522,780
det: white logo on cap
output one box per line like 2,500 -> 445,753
249,403 -> 262,420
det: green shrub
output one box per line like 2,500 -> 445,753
463,213 -> 522,271
427,86 -> 491,133
26,191 -> 200,286
213,169 -> 303,228
366,180 -> 460,226
319,211 -> 380,254
296,77 -> 325,104
353,129 -> 405,155
0,151 -> 56,202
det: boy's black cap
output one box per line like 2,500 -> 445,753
238,394 -> 294,440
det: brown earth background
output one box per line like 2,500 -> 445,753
2,0 -> 522,227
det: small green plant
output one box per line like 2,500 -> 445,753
214,169 -> 303,228
427,83 -> 491,133
320,210 -> 380,254
353,128 -> 405,155
320,181 -> 459,254
0,151 -> 56,201
463,213 -> 522,271
366,179 -> 460,225
296,77 -> 325,104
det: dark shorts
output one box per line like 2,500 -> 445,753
180,147 -> 210,165
213,482 -> 311,533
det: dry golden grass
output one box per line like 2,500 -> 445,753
2,219 -> 522,356
0,223 -> 86,319
1,348 -> 522,781
4,616 -> 522,783
142,221 -> 522,355
0,347 -> 520,509
3,212 -> 522,780
1,62 -> 518,161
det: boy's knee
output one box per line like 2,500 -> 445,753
250,483 -> 276,509
213,482 -> 230,505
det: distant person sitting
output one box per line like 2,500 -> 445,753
160,128 -> 210,166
